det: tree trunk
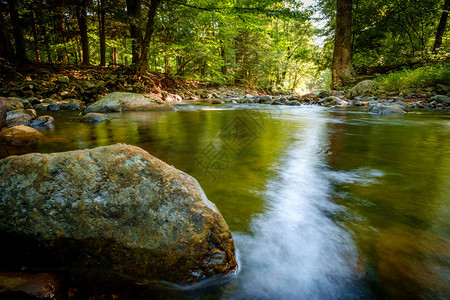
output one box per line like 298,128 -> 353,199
7,0 -> 27,61
433,0 -> 449,53
220,46 -> 227,75
164,50 -> 170,73
98,0 -> 106,66
55,6 -> 68,63
137,0 -> 162,75
111,47 -> 118,65
76,0 -> 90,65
126,0 -> 143,64
331,0 -> 353,89
31,10 -> 41,62
0,5 -> 14,59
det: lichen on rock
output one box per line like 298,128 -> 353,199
0,144 -> 237,285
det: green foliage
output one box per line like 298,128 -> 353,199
317,0 -> 449,67
376,61 -> 450,92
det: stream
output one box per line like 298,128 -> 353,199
2,105 -> 449,299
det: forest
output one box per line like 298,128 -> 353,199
0,0 -> 448,92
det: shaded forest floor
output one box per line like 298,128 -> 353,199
0,61 -> 269,103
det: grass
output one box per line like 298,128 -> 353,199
376,62 -> 450,93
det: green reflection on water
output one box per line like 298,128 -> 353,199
32,109 -> 293,232
327,111 -> 450,298
2,108 -> 449,298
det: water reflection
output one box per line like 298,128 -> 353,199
327,111 -> 450,299
228,109 -> 365,299
1,108 -> 449,299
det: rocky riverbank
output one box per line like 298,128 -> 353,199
1,63 -> 448,115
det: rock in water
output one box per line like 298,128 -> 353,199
84,92 -> 175,113
1,97 -> 24,111
0,125 -> 43,145
0,144 -> 237,284
80,112 -> 111,123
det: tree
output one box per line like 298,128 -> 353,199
76,0 -> 90,64
7,0 -> 26,60
126,0 -> 142,64
433,0 -> 449,53
331,0 -> 353,89
98,0 -> 106,66
0,2 -> 14,59
137,0 -> 162,74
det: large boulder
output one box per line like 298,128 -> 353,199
0,144 -> 237,284
0,125 -> 43,145
349,80 -> 378,99
84,92 -> 175,113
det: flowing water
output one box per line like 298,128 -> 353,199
2,105 -> 449,299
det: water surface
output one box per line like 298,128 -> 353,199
2,106 -> 449,299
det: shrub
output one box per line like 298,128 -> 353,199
376,62 -> 450,92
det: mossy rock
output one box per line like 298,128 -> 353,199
0,144 -> 237,284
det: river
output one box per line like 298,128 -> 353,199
2,105 -> 449,299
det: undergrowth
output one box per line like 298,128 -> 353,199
376,61 -> 450,93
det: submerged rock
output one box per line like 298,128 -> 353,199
0,125 -> 43,144
0,144 -> 237,284
81,112 -> 111,123
349,80 -> 378,99
369,104 -> 406,114
84,92 -> 175,113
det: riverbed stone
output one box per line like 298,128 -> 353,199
1,97 -> 24,111
349,80 -> 378,98
0,125 -> 43,144
288,100 -> 302,106
162,92 -> 183,102
29,115 -> 54,127
59,99 -> 85,110
320,96 -> 348,106
84,92 -> 174,113
0,144 -> 237,284
369,104 -> 406,114
430,95 -> 450,105
5,109 -> 36,126
318,90 -> 331,98
81,112 -> 111,123
34,103 -> 49,111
